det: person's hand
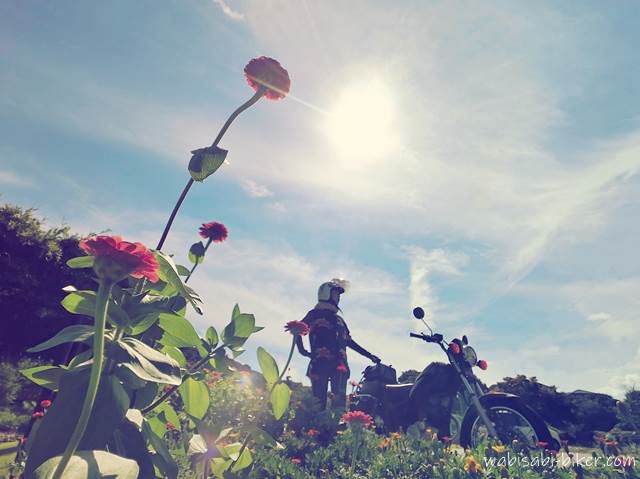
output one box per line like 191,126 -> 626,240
370,355 -> 381,364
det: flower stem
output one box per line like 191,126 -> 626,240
184,239 -> 212,284
51,279 -> 113,479
155,86 -> 266,253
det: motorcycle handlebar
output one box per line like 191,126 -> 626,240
409,332 -> 443,343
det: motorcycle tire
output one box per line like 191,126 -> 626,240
459,394 -> 558,449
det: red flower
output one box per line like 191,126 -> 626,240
477,359 -> 488,370
290,458 -> 302,464
336,362 -> 348,373
536,441 -> 548,448
166,422 -> 176,431
39,400 -> 52,408
306,429 -> 320,438
79,235 -> 160,282
449,342 -> 461,354
285,320 -> 310,336
341,410 -> 374,428
32,411 -> 44,419
199,222 -> 228,242
244,57 -> 291,100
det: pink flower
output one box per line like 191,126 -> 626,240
341,410 -> 374,428
32,411 -> 44,419
199,222 -> 228,242
79,235 -> 160,282
336,362 -> 348,373
306,429 -> 320,438
244,57 -> 291,100
285,320 -> 310,336
40,399 -> 52,408
536,441 -> 548,448
290,458 -> 302,464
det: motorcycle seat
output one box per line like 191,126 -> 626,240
383,383 -> 413,403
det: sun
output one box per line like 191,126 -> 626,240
324,77 -> 398,163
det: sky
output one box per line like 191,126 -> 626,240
1,0 -> 639,398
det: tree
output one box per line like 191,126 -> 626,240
0,204 -> 94,360
398,369 -> 420,384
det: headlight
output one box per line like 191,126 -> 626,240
463,346 -> 477,365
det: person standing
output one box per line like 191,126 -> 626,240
296,279 -> 380,410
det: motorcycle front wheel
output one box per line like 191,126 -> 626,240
459,395 -> 556,449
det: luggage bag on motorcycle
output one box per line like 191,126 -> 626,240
358,363 -> 398,398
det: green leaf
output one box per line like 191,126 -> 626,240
179,377 -> 209,419
132,382 -> 159,410
176,264 -> 191,276
20,366 -> 66,391
66,255 -> 95,269
61,290 -> 130,328
109,337 -> 182,385
157,313 -> 202,349
109,413 -> 155,478
27,325 -> 95,353
33,451 -> 139,479
231,447 -> 253,472
211,458 -> 232,479
156,402 -> 180,429
147,415 -> 166,438
188,145 -> 228,182
24,371 -> 130,476
154,251 -> 203,314
256,347 -> 279,387
142,419 -> 179,479
271,383 -> 291,420
234,313 -> 257,338
161,345 -> 187,367
188,241 -> 206,265
205,326 -> 218,349
247,426 -> 284,450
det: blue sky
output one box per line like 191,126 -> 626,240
2,1 -> 640,398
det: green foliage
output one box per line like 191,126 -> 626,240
0,204 -> 94,359
188,241 -> 206,265
179,378 -> 210,419
271,383 -> 291,420
618,388 -> 640,431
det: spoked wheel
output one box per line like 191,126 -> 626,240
460,395 -> 555,449
469,406 -> 539,448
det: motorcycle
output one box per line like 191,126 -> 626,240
349,306 -> 559,448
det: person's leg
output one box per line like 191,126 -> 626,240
330,371 -> 349,409
310,374 -> 329,410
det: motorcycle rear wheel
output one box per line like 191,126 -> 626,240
459,396 -> 555,449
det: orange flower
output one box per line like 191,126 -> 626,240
464,456 -> 481,473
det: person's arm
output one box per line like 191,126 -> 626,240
296,333 -> 311,357
347,338 -> 380,363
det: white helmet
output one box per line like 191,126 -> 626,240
318,278 -> 350,303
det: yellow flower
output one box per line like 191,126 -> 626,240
492,445 -> 507,454
464,456 -> 481,473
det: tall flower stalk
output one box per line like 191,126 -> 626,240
156,56 -> 290,252
51,236 -> 160,479
185,221 -> 228,283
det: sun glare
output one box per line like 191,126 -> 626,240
325,78 -> 398,163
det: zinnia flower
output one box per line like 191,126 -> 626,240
40,400 -> 52,408
244,56 -> 291,100
464,456 -> 481,473
79,235 -> 160,282
341,410 -> 374,428
306,429 -> 320,438
290,458 -> 302,464
32,411 -> 44,419
284,320 -> 310,336
536,441 -> 548,448
199,221 -> 228,242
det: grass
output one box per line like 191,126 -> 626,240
0,441 -> 18,478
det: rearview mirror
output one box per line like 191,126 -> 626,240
412,307 -> 425,319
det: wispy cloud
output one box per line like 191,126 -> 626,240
241,179 -> 274,198
212,0 -> 245,21
0,169 -> 35,187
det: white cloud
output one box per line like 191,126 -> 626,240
241,179 -> 274,198
405,246 -> 468,323
0,169 -> 35,187
212,0 -> 245,21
